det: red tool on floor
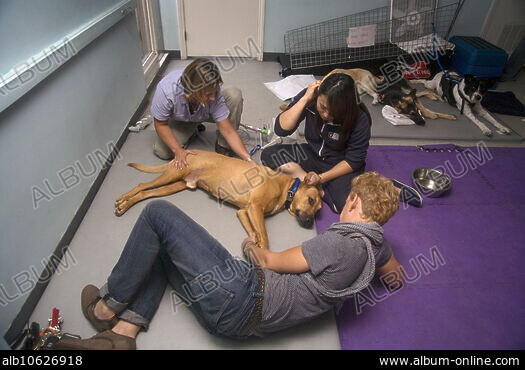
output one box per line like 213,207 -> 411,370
32,307 -> 64,350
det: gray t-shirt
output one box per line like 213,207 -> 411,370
253,231 -> 392,337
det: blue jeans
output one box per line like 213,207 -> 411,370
99,200 -> 262,338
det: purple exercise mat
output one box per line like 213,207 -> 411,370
315,144 -> 525,350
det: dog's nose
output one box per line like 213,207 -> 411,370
298,217 -> 313,229
474,95 -> 482,101
414,117 -> 425,126
411,113 -> 425,126
296,210 -> 314,229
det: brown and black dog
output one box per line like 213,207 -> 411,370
115,150 -> 323,249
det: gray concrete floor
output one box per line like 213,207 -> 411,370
30,59 -> 524,350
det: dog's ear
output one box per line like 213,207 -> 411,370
390,94 -> 401,105
485,77 -> 498,89
464,74 -> 475,84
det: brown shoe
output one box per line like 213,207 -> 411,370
215,141 -> 236,157
53,330 -> 136,350
81,285 -> 119,332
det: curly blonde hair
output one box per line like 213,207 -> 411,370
349,172 -> 400,225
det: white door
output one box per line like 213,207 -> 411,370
179,0 -> 264,60
481,0 -> 525,54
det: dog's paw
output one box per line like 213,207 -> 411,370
482,129 -> 493,137
497,127 -> 512,135
114,202 -> 128,216
115,197 -> 128,208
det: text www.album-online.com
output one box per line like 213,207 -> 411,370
378,356 -> 519,366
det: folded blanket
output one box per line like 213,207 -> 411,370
395,34 -> 455,54
481,91 -> 525,117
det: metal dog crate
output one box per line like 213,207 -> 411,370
281,1 -> 464,76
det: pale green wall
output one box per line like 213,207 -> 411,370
0,0 -> 122,76
0,4 -> 146,339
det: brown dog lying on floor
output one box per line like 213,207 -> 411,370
115,150 -> 323,249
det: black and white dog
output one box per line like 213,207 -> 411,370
411,72 -> 511,137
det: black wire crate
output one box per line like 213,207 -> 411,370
282,2 -> 463,76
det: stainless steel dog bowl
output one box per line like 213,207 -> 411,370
412,168 -> 452,198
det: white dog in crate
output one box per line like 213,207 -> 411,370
411,71 -> 512,137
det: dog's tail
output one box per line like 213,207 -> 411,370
127,162 -> 170,173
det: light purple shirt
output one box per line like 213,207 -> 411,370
150,68 -> 230,123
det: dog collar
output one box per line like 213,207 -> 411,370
285,178 -> 301,210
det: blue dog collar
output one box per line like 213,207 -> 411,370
285,178 -> 301,209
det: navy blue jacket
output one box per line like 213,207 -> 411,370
274,88 -> 370,171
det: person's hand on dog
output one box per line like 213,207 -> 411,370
245,157 -> 260,168
242,233 -> 262,264
172,148 -> 196,170
304,171 -> 322,186
303,80 -> 321,103
242,233 -> 258,250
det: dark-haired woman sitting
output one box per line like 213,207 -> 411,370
261,73 -> 372,214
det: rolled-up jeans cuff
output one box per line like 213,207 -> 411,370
99,283 -> 128,313
118,309 -> 150,331
99,283 -> 150,330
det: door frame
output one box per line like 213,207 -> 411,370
136,0 -> 167,87
177,0 -> 265,61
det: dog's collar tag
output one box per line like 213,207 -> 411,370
285,178 -> 301,209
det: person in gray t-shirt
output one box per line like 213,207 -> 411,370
54,172 -> 402,350
243,171 -> 403,336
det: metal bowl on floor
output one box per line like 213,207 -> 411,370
412,168 -> 452,198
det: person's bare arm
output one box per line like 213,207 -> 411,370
154,118 -> 181,153
154,118 -> 195,169
376,254 -> 404,290
305,160 -> 354,186
216,117 -> 251,161
242,235 -> 310,274
279,80 -> 320,131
